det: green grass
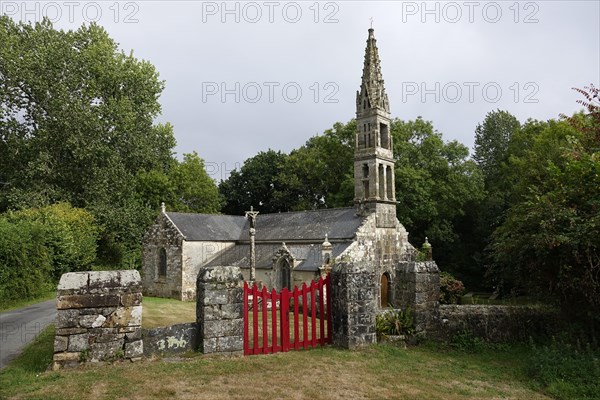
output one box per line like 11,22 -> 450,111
0,290 -> 55,312
142,296 -> 196,329
0,324 -> 559,400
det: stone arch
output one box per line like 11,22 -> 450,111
272,244 -> 294,291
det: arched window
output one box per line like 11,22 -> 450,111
380,273 -> 391,308
158,248 -> 167,277
280,259 -> 291,290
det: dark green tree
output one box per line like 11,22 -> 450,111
391,117 -> 484,286
219,150 -> 289,215
490,86 -> 600,327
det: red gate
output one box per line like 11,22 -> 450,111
243,275 -> 332,356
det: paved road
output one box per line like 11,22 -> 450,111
0,300 -> 56,369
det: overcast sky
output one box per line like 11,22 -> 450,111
4,1 -> 599,181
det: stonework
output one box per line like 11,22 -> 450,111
331,261 -> 377,348
196,266 -> 244,355
143,323 -> 198,356
142,212 -> 185,300
433,305 -> 561,342
396,261 -> 440,332
53,270 -> 143,369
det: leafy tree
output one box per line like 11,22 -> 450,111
490,86 -> 600,327
391,118 -> 484,285
0,17 -> 177,265
275,121 -> 355,210
169,152 -> 221,213
219,150 -> 289,215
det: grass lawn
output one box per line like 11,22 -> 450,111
0,323 -> 557,400
142,296 -> 196,329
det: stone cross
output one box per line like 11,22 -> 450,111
245,206 -> 259,282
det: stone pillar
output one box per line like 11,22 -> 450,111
53,270 -> 143,370
330,261 -> 377,348
395,261 -> 440,333
196,266 -> 243,355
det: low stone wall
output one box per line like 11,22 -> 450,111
143,323 -> 198,357
196,266 -> 244,355
53,270 -> 143,369
432,304 -> 560,342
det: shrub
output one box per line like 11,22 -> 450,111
376,307 -> 415,338
439,272 -> 465,304
7,203 -> 99,279
0,218 -> 54,304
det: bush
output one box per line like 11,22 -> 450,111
376,307 -> 415,338
7,203 -> 99,279
0,218 -> 54,304
526,338 -> 600,399
439,272 -> 465,304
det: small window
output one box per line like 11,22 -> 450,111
381,273 -> 391,308
158,248 -> 167,277
362,164 -> 369,178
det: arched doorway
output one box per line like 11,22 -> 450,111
380,273 -> 390,308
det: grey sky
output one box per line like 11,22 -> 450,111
4,1 -> 599,181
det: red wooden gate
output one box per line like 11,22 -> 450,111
243,275 -> 332,356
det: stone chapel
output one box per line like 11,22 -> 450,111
142,28 -> 420,306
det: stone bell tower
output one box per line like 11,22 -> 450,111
354,28 -> 396,227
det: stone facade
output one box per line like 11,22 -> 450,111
331,261 -> 377,348
142,212 -> 185,300
53,270 -> 143,369
196,266 -> 244,355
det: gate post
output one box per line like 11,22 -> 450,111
330,261 -> 377,348
196,266 -> 244,355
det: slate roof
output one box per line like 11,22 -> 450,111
166,207 -> 365,243
166,212 -> 245,241
239,207 -> 365,242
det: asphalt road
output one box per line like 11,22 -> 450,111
0,300 -> 56,369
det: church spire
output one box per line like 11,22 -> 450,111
357,28 -> 390,116
354,28 -> 396,227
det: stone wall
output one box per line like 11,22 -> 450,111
432,304 -> 561,343
53,271 -> 143,369
395,261 -> 440,332
196,266 -> 244,355
142,212 -> 184,300
330,261 -> 377,348
143,323 -> 198,357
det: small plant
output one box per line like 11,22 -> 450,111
439,272 -> 465,304
376,307 -> 415,338
450,330 -> 486,353
79,348 -> 90,363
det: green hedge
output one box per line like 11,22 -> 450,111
0,203 -> 99,305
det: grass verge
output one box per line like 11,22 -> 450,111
0,290 -> 55,312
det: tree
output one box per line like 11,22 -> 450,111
219,150 -> 289,215
0,17 -> 177,265
169,152 -> 221,213
275,121 -> 355,210
391,117 -> 484,286
490,86 -> 600,327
